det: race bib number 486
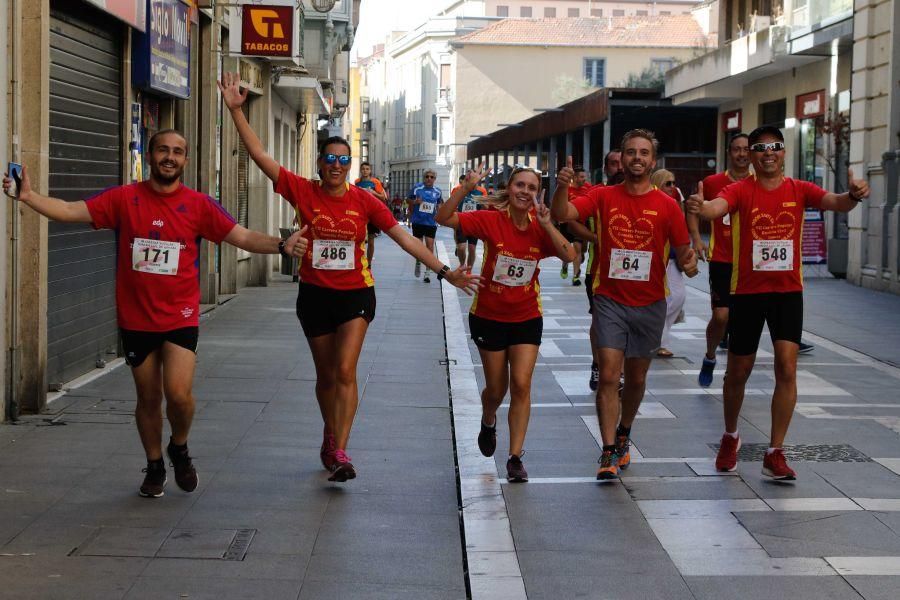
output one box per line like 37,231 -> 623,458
752,239 -> 793,271
313,239 -> 355,270
132,238 -> 180,275
492,255 -> 537,287
608,248 -> 652,281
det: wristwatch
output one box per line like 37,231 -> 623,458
436,265 -> 451,280
278,239 -> 290,258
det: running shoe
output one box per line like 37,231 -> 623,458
596,450 -> 619,480
139,460 -> 167,498
698,356 -> 716,387
618,374 -> 625,395
506,454 -> 528,483
718,336 -> 728,351
560,264 -> 568,279
166,441 -> 199,492
320,430 -> 337,471
798,341 -> 814,355
423,275 -> 431,283
477,420 -> 497,457
615,435 -> 631,470
589,361 -> 599,392
414,261 -> 422,278
572,276 -> 582,287
656,348 -> 674,358
328,450 -> 357,482
715,433 -> 741,472
762,448 -> 796,481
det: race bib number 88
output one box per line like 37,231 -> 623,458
132,238 -> 180,275
313,239 -> 355,270
492,255 -> 537,287
753,239 -> 793,271
608,248 -> 652,281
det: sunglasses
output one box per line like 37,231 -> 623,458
750,142 -> 785,153
513,165 -> 543,176
321,154 -> 351,165
663,181 -> 676,187
424,175 -> 436,179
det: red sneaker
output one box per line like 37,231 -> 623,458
762,448 -> 797,481
715,433 -> 741,472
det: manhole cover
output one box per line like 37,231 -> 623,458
707,443 -> 871,463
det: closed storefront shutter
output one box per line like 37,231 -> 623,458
47,9 -> 122,385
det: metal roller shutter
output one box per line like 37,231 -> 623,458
47,9 -> 121,386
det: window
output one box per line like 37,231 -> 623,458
360,139 -> 370,164
613,9 -> 625,16
520,6 -> 532,17
584,58 -> 605,87
496,5 -> 508,16
544,7 -> 556,17
439,63 -> 451,99
660,11 -> 671,15
432,114 -> 438,141
651,58 -> 676,74
636,10 -> 648,16
759,99 -> 787,129
591,9 -> 603,16
568,8 -> 579,17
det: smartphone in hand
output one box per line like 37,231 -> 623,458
6,162 -> 22,198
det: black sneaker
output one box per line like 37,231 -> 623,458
477,420 -> 497,457
506,454 -> 528,483
423,275 -> 431,283
798,341 -> 814,355
139,460 -> 167,498
166,441 -> 199,493
589,362 -> 600,392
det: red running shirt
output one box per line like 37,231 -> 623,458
568,182 -> 593,201
703,172 -> 746,264
573,184 -> 691,307
275,167 -> 398,290
720,177 -> 826,295
458,210 -> 557,322
85,182 -> 237,332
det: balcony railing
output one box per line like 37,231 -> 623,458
783,0 -> 852,35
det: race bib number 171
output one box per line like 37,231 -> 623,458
132,238 -> 180,275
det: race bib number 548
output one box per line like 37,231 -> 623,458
608,248 -> 652,281
753,239 -> 793,271
132,238 -> 180,275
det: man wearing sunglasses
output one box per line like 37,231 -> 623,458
687,125 -> 869,481
408,169 -> 444,282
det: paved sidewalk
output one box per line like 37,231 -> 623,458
0,235 -> 466,600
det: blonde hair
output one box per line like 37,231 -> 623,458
480,167 -> 542,211
650,169 -> 674,189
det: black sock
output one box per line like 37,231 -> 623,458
148,457 -> 164,467
616,425 -> 631,438
603,444 -> 616,453
168,439 -> 188,453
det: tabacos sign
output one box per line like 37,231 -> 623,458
242,5 -> 293,57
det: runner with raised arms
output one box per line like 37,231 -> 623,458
219,73 -> 480,482
437,165 -> 575,482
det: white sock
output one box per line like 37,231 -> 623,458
766,447 -> 780,455
724,430 -> 739,439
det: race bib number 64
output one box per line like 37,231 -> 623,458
608,248 -> 652,281
132,238 -> 180,275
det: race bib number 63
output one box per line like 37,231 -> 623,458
492,255 -> 537,287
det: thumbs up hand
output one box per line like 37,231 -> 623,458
557,155 -> 575,187
847,168 -> 869,202
686,181 -> 704,215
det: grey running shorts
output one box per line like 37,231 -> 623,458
591,295 -> 666,358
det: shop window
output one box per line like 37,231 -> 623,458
798,115 -> 825,186
759,99 -> 786,129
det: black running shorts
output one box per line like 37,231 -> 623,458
296,282 -> 377,338
557,222 -> 576,243
469,314 -> 542,351
411,224 -> 437,239
121,327 -> 199,368
454,228 -> 478,245
708,261 -> 732,309
366,223 -> 380,236
727,292 -> 803,355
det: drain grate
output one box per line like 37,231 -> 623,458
707,443 -> 871,463
223,528 -> 256,561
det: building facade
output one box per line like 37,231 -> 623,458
2,0 -> 353,420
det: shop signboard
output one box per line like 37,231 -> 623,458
84,0 -> 146,31
241,5 -> 294,57
802,209 -> 827,265
796,90 -> 827,120
132,0 -> 192,99
722,110 -> 742,132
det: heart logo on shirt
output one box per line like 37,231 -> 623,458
607,213 -> 655,250
750,211 -> 796,240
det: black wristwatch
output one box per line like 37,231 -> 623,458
436,265 -> 451,280
278,239 -> 290,258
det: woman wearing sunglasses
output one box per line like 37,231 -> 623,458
219,73 -> 480,482
436,165 -> 575,482
650,169 -> 687,358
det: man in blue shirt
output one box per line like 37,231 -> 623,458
408,169 -> 443,282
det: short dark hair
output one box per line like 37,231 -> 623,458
360,161 -> 371,168
459,175 -> 466,182
319,135 -> 351,156
573,165 -> 586,174
148,129 -> 187,154
604,149 -> 621,166
728,133 -> 749,149
748,126 -> 784,145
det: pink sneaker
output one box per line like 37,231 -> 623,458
762,448 -> 796,481
320,430 -> 336,470
715,433 -> 741,472
328,449 -> 356,482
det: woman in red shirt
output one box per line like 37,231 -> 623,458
220,73 -> 479,482
437,166 -> 575,482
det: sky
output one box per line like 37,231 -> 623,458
352,0 -> 451,59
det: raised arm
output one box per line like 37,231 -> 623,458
223,224 -> 308,257
3,166 -> 92,223
820,168 -> 869,212
218,72 -> 281,183
685,182 -> 729,221
551,156 -> 581,222
535,199 -> 576,262
437,165 -> 484,230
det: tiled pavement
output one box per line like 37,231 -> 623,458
2,227 -> 900,599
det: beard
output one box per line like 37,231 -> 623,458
606,171 -> 625,185
150,162 -> 184,185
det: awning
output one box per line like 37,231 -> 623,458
273,73 -> 330,116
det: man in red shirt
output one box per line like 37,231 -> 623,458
553,130 -> 698,480
689,133 -> 752,386
4,130 -> 306,498
687,125 -> 869,480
